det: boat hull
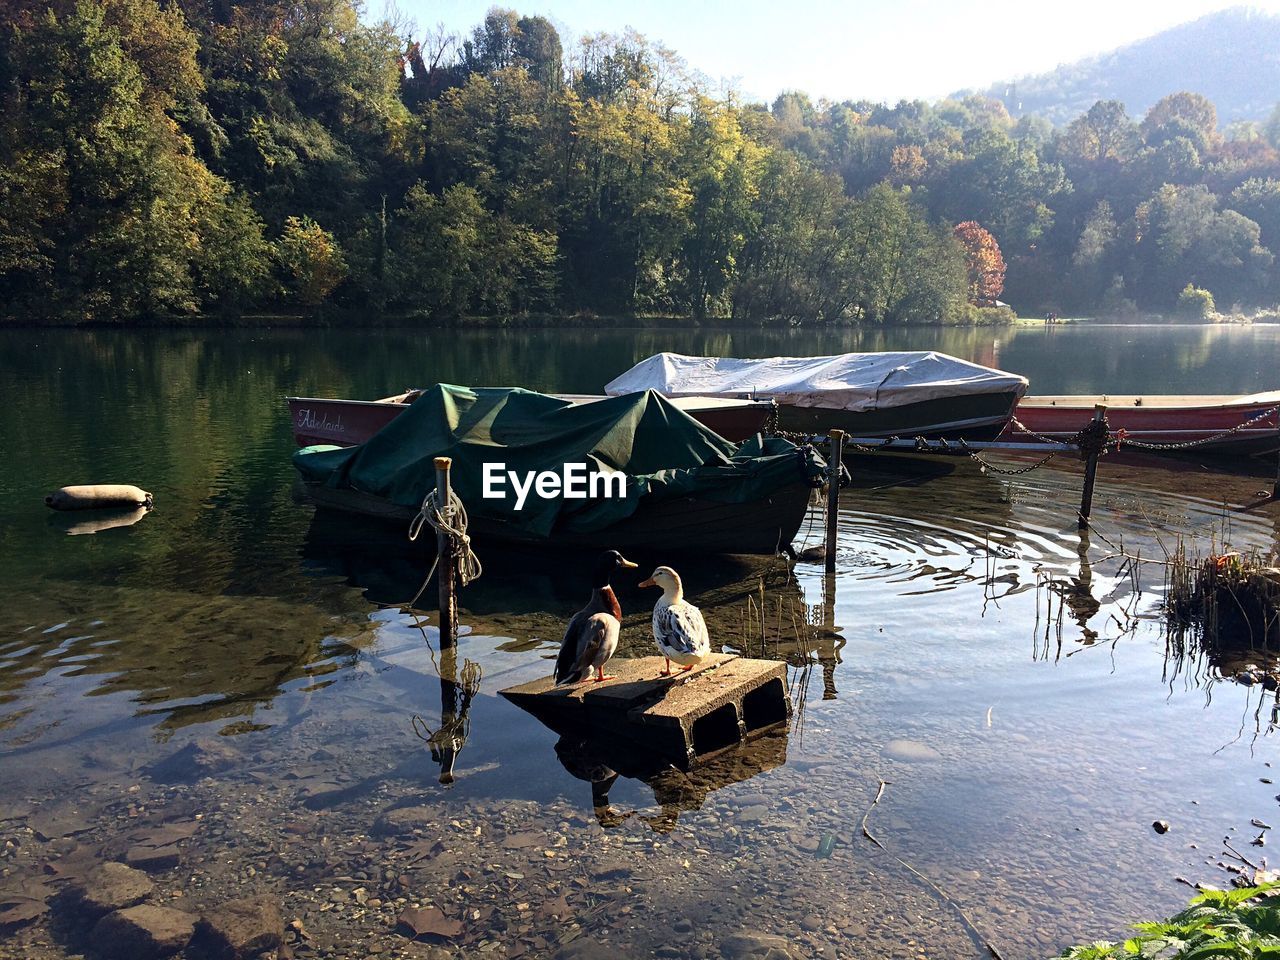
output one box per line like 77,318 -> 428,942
1005,394 -> 1280,458
776,390 -> 1022,442
287,394 -> 774,447
297,481 -> 815,557
289,397 -> 404,447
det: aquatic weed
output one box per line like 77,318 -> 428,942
1058,884 -> 1280,958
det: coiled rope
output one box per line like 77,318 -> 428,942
396,487 -> 483,611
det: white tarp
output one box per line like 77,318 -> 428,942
604,351 -> 1028,413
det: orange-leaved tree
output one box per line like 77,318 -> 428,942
953,221 -> 1006,305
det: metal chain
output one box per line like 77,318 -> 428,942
763,402 -> 1280,481
1008,405 -> 1280,453
967,449 -> 1061,475
847,436 -> 902,453
1114,403 -> 1280,451
762,402 -> 780,437
1005,417 -> 1091,448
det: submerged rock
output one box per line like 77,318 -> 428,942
881,739 -> 942,762
125,844 -> 182,872
555,942 -> 625,960
721,931 -> 801,960
92,904 -> 195,959
371,805 -> 437,837
146,739 -> 240,783
67,862 -> 155,918
194,896 -> 283,959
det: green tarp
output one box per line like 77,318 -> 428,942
293,384 -> 824,537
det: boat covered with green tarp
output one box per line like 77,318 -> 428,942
292,384 -> 825,555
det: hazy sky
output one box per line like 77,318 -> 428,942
393,0 -> 1280,103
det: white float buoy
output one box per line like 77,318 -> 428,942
45,484 -> 153,511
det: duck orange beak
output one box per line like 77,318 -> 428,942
638,577 -> 656,588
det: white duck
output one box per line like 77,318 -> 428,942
638,566 -> 711,676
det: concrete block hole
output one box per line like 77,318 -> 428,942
691,703 -> 742,756
742,677 -> 789,732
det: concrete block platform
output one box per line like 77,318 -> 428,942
499,653 -> 791,766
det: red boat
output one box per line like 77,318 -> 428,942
1002,392 -> 1280,458
286,390 -> 776,447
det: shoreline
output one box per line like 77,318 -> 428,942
0,308 -> 1019,331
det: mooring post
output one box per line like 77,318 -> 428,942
1273,416 -> 1280,499
434,456 -> 458,649
825,429 -> 844,574
1077,405 -> 1107,531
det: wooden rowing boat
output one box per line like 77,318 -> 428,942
1003,392 -> 1280,457
286,391 -> 774,447
291,385 -> 825,557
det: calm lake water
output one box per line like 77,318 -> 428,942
2,322 -> 1280,960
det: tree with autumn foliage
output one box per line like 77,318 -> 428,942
953,222 -> 1006,305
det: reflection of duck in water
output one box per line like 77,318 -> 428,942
552,727 -> 791,833
553,736 -> 634,828
555,550 -> 638,684
640,566 -> 711,676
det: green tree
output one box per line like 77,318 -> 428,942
1132,184 -> 1272,308
389,183 -> 555,316
1141,92 -> 1218,151
843,185 -> 966,323
427,67 -> 557,229
0,0 -> 265,320
1229,178 -> 1280,252
1062,100 -> 1139,163
1069,200 -> 1121,307
276,216 -> 347,306
678,98 -> 762,318
733,150 -> 844,321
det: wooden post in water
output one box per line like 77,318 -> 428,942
1077,405 -> 1107,531
825,429 -> 844,574
434,456 -> 457,649
1273,416 -> 1280,500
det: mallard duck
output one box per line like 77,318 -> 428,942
554,550 -> 638,684
639,566 -> 711,676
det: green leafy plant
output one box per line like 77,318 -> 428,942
1059,884 -> 1280,958
1177,283 -> 1217,319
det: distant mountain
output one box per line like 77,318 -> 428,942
959,7 -> 1280,126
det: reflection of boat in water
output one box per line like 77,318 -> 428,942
550,723 -> 788,832
292,384 -> 825,556
1005,393 -> 1280,458
287,390 -> 774,446
298,508 -> 775,614
605,351 -> 1028,441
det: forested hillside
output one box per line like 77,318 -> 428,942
2,0 -> 1280,324
968,8 -> 1280,127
